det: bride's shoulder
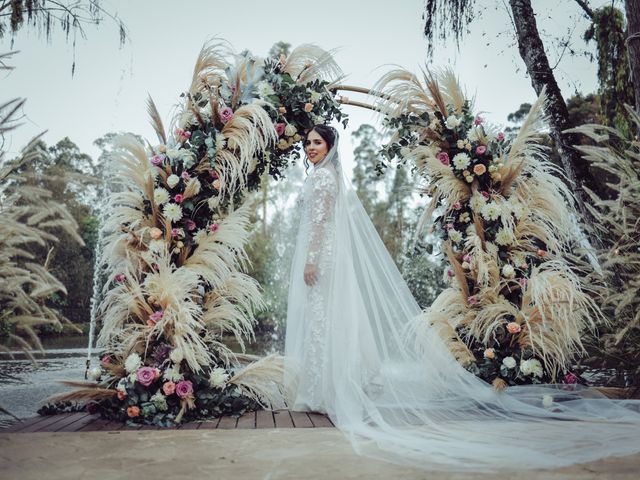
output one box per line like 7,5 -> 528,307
311,167 -> 338,190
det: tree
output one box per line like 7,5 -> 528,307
626,0 -> 640,115
0,0 -> 127,74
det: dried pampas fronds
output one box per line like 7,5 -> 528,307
282,44 -> 343,84
227,354 -> 288,410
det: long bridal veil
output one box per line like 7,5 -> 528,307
284,133 -> 640,472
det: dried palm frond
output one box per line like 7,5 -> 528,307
282,44 -> 343,84
146,95 -> 167,144
189,39 -> 231,98
227,354 -> 288,409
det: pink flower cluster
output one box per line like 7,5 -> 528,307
220,107 -> 234,124
136,366 -> 160,387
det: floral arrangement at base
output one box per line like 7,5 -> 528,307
374,68 -> 601,388
44,41 -> 346,424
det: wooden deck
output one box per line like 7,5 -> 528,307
1,410 -> 334,433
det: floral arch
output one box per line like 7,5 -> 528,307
55,41 -> 597,425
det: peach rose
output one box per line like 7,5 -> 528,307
162,381 -> 176,395
507,322 -> 521,334
484,348 -> 495,359
127,406 -> 140,418
473,164 -> 487,175
149,227 -> 163,240
303,103 -> 314,113
117,390 -> 127,401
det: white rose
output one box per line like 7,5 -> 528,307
501,264 -> 516,279
124,353 -> 142,373
502,356 -> 517,369
284,123 -> 297,137
167,174 -> 180,189
520,359 -> 543,377
88,367 -> 102,381
445,115 -> 462,129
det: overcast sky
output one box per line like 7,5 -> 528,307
2,0 -> 611,168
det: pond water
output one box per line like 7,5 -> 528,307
0,334 -> 277,428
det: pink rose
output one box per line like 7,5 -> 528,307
446,270 -> 455,278
171,228 -> 180,238
176,128 -> 191,140
563,372 -> 578,384
175,380 -> 194,398
150,154 -> 166,166
274,122 -> 286,137
506,322 -> 521,334
481,191 -> 490,200
436,151 -> 450,166
115,273 -> 126,283
476,145 -> 487,156
219,107 -> 234,123
101,355 -> 111,366
462,254 -> 472,263
474,116 -> 484,126
148,310 -> 164,325
136,366 -> 157,387
163,381 -> 176,395
185,219 -> 196,231
452,201 -> 461,210
208,223 -> 219,233
174,194 -> 184,203
181,171 -> 191,180
497,132 -> 505,142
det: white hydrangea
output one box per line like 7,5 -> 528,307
124,353 -> 142,374
154,187 -> 170,205
502,356 -> 517,369
469,195 -> 486,212
309,90 -> 322,103
445,115 -> 462,129
162,364 -> 184,382
257,81 -> 275,98
166,148 -> 181,160
284,123 -> 297,137
448,229 -> 463,243
501,264 -> 516,279
194,229 -> 208,244
166,174 -> 180,189
208,195 -> 220,210
481,202 -> 501,221
170,349 -> 184,364
520,358 -> 543,377
209,367 -> 229,388
495,228 -> 515,246
452,152 -> 471,170
150,392 -> 168,411
163,203 -> 183,223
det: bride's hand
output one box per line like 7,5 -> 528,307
304,264 -> 318,286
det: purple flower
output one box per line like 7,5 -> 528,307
274,122 -> 286,137
208,223 -> 219,233
437,151 -> 450,166
452,201 -> 462,210
474,116 -> 484,126
446,270 -> 455,278
185,219 -> 197,231
563,372 -> 578,384
175,380 -> 194,398
151,154 -> 166,166
476,145 -> 487,156
219,107 -> 234,124
181,171 -> 191,180
136,366 -> 157,387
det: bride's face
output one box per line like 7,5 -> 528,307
304,130 -> 329,164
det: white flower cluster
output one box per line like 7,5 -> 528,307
208,367 -> 229,388
154,187 -> 170,205
150,392 -> 168,411
162,364 -> 184,382
495,227 -> 515,246
480,202 -> 501,221
448,229 -> 463,243
124,353 -> 142,373
520,358 -> 543,377
452,152 -> 471,170
502,356 -> 517,369
163,203 -> 183,223
167,174 -> 180,189
445,115 -> 462,129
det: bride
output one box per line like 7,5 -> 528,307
283,124 -> 640,471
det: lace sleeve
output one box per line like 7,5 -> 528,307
306,168 -> 338,266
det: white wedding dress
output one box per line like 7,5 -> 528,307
284,134 -> 640,472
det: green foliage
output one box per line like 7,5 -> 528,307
584,5 -> 635,135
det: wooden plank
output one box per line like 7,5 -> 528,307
198,417 -> 221,430
3,416 -> 49,433
179,421 -> 202,430
17,413 -> 72,433
273,409 -> 294,428
51,412 -> 94,432
217,415 -> 238,429
256,409 -> 275,429
306,412 -> 334,428
63,414 -> 103,432
76,417 -> 112,432
138,424 -> 160,430
235,411 -> 256,429
289,411 -> 314,428
96,420 -> 127,431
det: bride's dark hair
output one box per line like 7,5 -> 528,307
303,124 -> 336,172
